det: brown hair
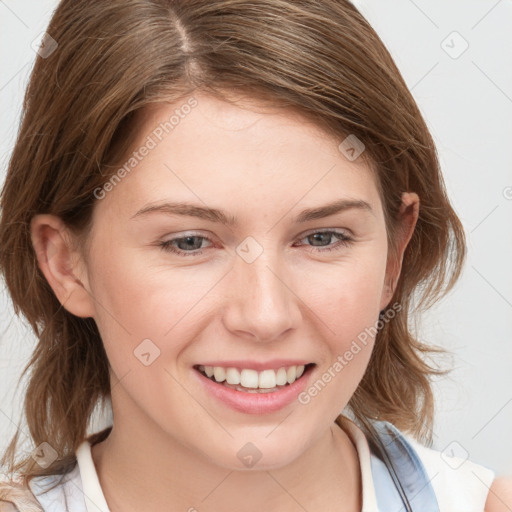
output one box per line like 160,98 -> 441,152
0,0 -> 465,489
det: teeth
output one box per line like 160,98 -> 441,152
258,369 -> 276,389
199,364 -> 307,389
286,366 -> 296,383
276,367 -> 288,386
225,367 -> 240,385
240,369 -> 259,388
213,367 -> 225,382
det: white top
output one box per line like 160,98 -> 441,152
27,417 -> 495,512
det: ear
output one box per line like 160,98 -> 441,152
30,214 -> 95,318
379,192 -> 420,311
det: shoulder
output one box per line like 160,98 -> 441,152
405,435 -> 497,512
484,477 -> 512,512
0,479 -> 43,512
0,463 -> 83,512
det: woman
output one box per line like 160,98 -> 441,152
0,1 -> 510,511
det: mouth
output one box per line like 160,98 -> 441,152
193,363 -> 316,394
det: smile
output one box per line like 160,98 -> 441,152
195,363 -> 314,392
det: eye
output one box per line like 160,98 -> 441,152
158,234 -> 212,257
294,229 -> 354,253
158,229 -> 354,257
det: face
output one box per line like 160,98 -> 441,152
62,91 -> 404,469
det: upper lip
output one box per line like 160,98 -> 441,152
195,360 -> 314,372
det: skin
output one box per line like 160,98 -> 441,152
31,91 -> 423,512
485,478 -> 512,512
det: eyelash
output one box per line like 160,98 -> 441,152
158,229 -> 354,257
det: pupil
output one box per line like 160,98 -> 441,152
179,236 -> 201,250
310,233 -> 330,246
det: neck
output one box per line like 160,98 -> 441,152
91,399 -> 361,512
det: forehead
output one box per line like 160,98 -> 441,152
100,91 -> 383,221
138,91 -> 365,160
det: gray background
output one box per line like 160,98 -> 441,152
1,0 -> 511,476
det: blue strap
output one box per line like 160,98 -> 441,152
368,420 -> 440,512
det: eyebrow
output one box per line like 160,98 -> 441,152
130,198 -> 374,225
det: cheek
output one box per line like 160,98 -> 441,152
85,241 -> 216,367
84,243 -> 166,364
295,250 -> 387,394
301,252 -> 387,332
296,266 -> 385,413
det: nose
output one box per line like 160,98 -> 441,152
222,248 -> 302,342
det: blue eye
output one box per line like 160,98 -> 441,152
159,235 -> 211,256
296,230 -> 354,252
158,230 -> 354,257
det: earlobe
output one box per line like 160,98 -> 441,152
30,214 -> 95,318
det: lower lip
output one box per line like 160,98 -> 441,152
194,365 -> 315,414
